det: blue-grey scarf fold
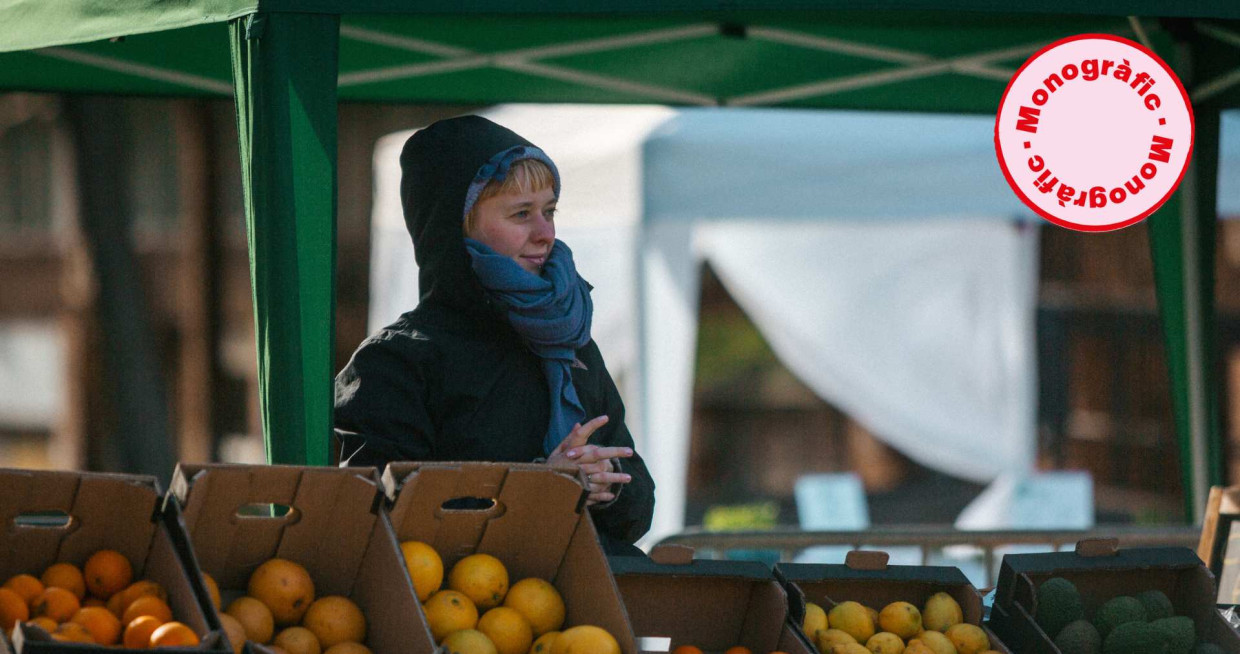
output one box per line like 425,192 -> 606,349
464,237 -> 593,455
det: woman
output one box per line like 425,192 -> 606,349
334,115 -> 655,554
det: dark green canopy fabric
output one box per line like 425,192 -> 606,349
4,11 -> 1240,110
2,0 -> 1237,519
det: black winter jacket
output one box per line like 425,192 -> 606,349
333,116 -> 655,552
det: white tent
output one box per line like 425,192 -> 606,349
368,104 -> 1055,547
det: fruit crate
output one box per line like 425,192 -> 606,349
987,539 -> 1240,653
168,463 -> 431,654
381,461 -> 637,654
776,550 -> 1013,654
0,468 -> 225,654
608,545 -> 813,654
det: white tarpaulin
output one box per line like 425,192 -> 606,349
368,104 -> 1047,547
695,220 -> 1040,483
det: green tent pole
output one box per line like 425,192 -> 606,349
1148,93 -> 1222,523
229,12 -> 339,466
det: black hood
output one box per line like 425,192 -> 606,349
399,115 -> 538,322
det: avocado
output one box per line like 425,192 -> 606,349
1054,619 -> 1102,654
1192,644 -> 1225,654
1137,590 -> 1176,621
1102,621 -> 1170,654
1150,616 -> 1195,654
1093,595 -> 1147,639
1036,577 -> 1085,637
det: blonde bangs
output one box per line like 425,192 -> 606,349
479,158 -> 555,199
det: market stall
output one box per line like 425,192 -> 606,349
1,2 -> 1238,523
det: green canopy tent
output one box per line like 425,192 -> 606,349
3,1 -> 1238,521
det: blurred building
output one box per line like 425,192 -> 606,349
0,93 -> 469,473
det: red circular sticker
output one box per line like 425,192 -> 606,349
995,34 -> 1194,232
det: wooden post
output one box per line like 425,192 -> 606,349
52,108 -> 89,471
173,101 -> 220,464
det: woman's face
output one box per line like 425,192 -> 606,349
468,184 -> 557,275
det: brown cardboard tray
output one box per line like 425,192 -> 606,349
989,540 -> 1240,653
0,468 -> 224,654
776,550 -> 1013,654
382,461 -> 637,654
608,545 -> 812,654
169,463 -> 431,654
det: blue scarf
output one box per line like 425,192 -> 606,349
464,237 -> 593,455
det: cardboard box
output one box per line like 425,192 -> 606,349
988,539 -> 1240,653
1198,485 -> 1240,603
381,461 -> 637,654
0,468 -> 224,654
608,545 -> 812,654
169,463 -> 431,654
776,551 -> 1012,653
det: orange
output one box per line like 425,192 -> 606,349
671,647 -> 702,654
400,541 -> 444,602
249,559 -> 316,626
124,615 -> 164,649
52,621 -> 95,643
478,607 -> 533,654
273,626 -> 322,654
442,629 -> 499,654
324,643 -> 373,654
725,647 -> 752,654
84,550 -> 134,600
41,563 -> 86,600
71,606 -> 122,645
4,574 -> 44,606
28,617 -> 59,633
31,587 -> 81,623
530,632 -> 561,654
123,595 -> 174,625
0,588 -> 29,630
549,626 -> 620,654
111,580 -> 168,617
227,596 -> 275,644
449,554 -> 509,612
218,613 -> 247,654
202,572 -> 222,611
303,595 -> 366,648
424,589 -> 479,642
504,579 -> 565,637
150,621 -> 200,647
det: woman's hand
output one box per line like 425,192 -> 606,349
545,416 -> 634,506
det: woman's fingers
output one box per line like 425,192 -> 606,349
585,491 -> 616,506
549,426 -> 580,457
585,471 -> 631,487
564,415 -> 609,450
568,445 -> 633,463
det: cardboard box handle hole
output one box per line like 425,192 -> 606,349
438,497 -> 504,516
235,503 -> 299,523
13,510 -> 74,530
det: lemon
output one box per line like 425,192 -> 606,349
828,602 -> 876,643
